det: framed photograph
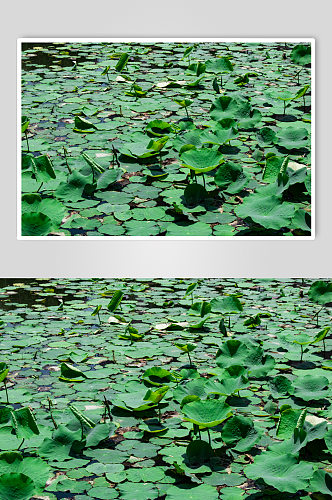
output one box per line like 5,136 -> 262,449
18,38 -> 314,239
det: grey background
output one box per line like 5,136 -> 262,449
2,0 -> 330,277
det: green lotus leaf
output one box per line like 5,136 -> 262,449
21,212 -> 53,236
166,483 -> 219,500
205,374 -> 249,397
210,296 -> 243,314
205,58 -> 233,74
214,161 -> 249,194
292,375 -> 329,401
172,129 -> 203,151
200,127 -> 238,146
0,363 -> 9,383
0,455 -> 49,495
290,44 -> 311,66
10,407 -> 39,439
245,348 -> 276,378
209,96 -> 246,121
21,116 -> 29,134
215,340 -> 248,368
173,98 -> 193,108
55,169 -> 94,202
221,415 -> 262,452
182,398 -> 232,427
174,342 -> 197,354
310,469 -> 332,495
180,148 -> 224,173
142,367 -> 176,386
143,385 -> 169,404
186,439 -> 213,465
22,154 -> 56,183
107,290 -> 124,312
237,108 -> 262,129
0,473 -> 36,500
146,120 -> 174,137
60,362 -> 86,380
256,127 -> 277,146
245,454 -> 313,493
173,378 -> 209,403
276,408 -> 307,439
309,281 -> 332,305
235,195 -> 296,230
184,183 -> 208,205
73,115 -> 98,132
115,53 -> 130,72
22,198 -> 66,230
38,424 -> 83,461
277,126 -> 308,149
269,375 -> 293,398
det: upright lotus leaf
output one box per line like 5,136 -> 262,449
73,116 -> 98,133
214,162 -> 249,194
238,108 -> 262,129
0,363 -> 9,383
182,398 -> 232,427
184,183 -> 208,205
21,116 -> 29,133
324,426 -> 332,453
268,375 -> 293,398
310,469 -> 332,496
10,407 -> 39,439
22,154 -> 56,183
205,58 -> 233,74
209,96 -> 243,121
173,378 -> 209,403
147,135 -> 169,153
221,415 -> 262,452
69,404 -> 96,428
210,296 -> 243,314
245,347 -> 276,378
112,390 -> 156,412
143,385 -> 169,404
107,290 -> 124,312
0,473 -> 36,500
308,281 -> 332,305
96,169 -> 122,190
180,148 -> 224,173
146,120 -> 174,137
38,424 -> 83,461
173,98 -> 193,109
290,44 -> 311,65
245,454 -> 313,493
142,367 -> 176,386
256,127 -> 277,147
81,152 -> 105,174
59,362 -> 86,381
235,195 -> 296,230
186,439 -> 213,465
205,374 -> 249,397
215,340 -> 248,368
174,342 -> 197,354
172,129 -> 203,151
276,408 -> 307,439
55,169 -> 94,202
292,375 -> 329,401
262,154 -> 284,183
115,53 -> 130,72
85,422 -> 117,448
277,127 -> 308,150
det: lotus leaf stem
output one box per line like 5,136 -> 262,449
17,438 -> 25,450
3,378 -> 9,404
25,131 -> 30,152
207,428 -> 211,445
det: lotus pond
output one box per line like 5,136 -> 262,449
20,41 -> 312,237
1,277 -> 332,499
